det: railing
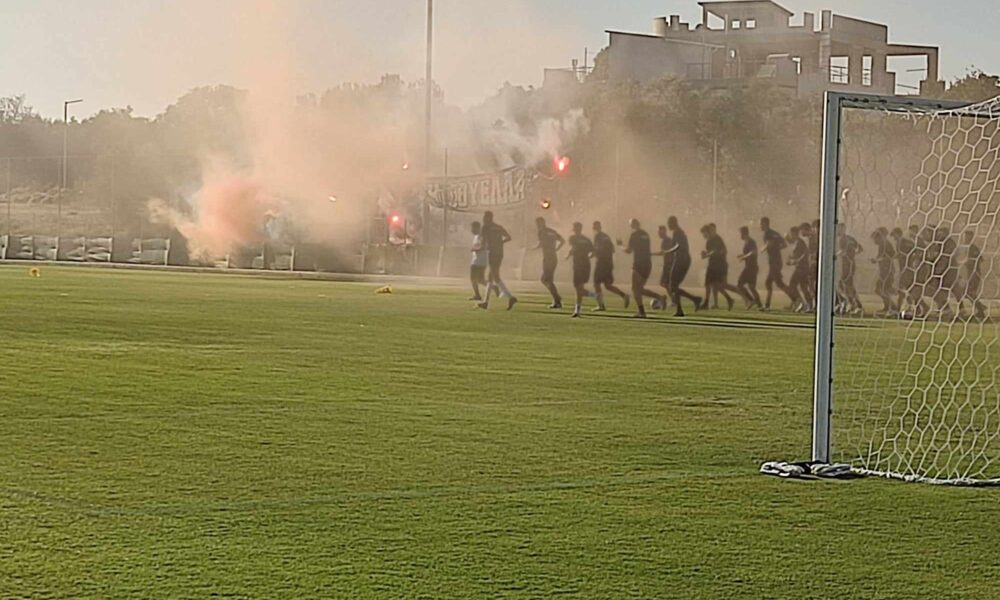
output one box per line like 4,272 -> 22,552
827,65 -> 875,86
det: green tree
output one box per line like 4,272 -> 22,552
944,69 -> 1000,103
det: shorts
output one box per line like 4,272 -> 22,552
633,261 -> 653,281
705,262 -> 728,286
738,267 -> 759,288
670,258 -> 691,288
488,254 -> 504,273
875,265 -> 894,295
573,263 -> 592,287
594,261 -> 614,286
839,259 -> 856,283
766,264 -> 785,287
541,257 -> 557,284
790,267 -> 810,289
471,265 -> 486,282
899,267 -> 916,293
966,274 -> 983,299
660,260 -> 675,288
942,269 -> 959,294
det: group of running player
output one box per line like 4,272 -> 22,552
468,210 -> 989,321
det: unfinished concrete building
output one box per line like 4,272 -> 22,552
604,0 -> 945,97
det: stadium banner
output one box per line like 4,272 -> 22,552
425,167 -> 528,212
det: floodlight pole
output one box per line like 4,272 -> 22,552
812,91 -> 843,464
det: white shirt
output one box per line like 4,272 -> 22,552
471,234 -> 488,267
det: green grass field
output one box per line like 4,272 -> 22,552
1,265 -> 997,598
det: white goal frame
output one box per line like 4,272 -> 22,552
812,92 -> 973,465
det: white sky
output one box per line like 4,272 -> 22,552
0,0 -> 997,118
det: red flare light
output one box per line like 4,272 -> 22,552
540,198 -> 552,210
554,155 -> 570,174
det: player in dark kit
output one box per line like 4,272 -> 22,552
621,219 -> 665,318
871,227 -> 898,317
892,225 -> 923,316
663,216 -> 703,317
961,229 -> 989,320
477,211 -> 519,311
469,221 -> 488,301
736,226 -> 762,309
760,217 -> 798,310
655,225 -> 675,309
836,223 -> 864,315
535,217 -> 565,309
567,222 -> 595,318
930,226 -> 961,317
800,221 -> 819,310
701,223 -> 740,311
592,221 -> 630,311
786,226 -> 812,312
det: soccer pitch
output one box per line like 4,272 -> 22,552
1,266 -> 997,598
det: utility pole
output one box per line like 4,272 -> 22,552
5,158 -> 11,245
423,0 -> 434,242
712,139 -> 719,222
442,148 -> 449,248
61,98 -> 83,237
614,139 -> 622,237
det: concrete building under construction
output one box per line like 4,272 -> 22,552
602,0 -> 945,97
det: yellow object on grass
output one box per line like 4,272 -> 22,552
375,285 -> 393,295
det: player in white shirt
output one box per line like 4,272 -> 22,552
469,222 -> 489,301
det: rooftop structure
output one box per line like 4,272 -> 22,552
603,0 -> 945,97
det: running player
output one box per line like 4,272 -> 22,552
592,221 -> 630,311
911,227 -> 937,318
931,226 -> 961,318
567,222 -> 595,318
892,225 -> 923,317
961,229 -> 989,320
786,226 -> 812,312
535,217 -> 565,309
655,225 -> 675,310
477,211 -> 518,311
760,217 -> 798,310
836,223 -> 863,315
800,221 -> 818,311
469,221 -> 488,301
664,216 -> 703,317
737,226 -> 762,309
871,227 -> 898,317
621,219 -> 664,318
701,223 -> 739,310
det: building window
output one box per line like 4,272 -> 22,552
830,56 -> 849,84
792,56 -> 802,75
862,55 -> 873,86
731,19 -> 741,30
746,18 -> 757,29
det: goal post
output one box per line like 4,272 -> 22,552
814,91 -> 1000,485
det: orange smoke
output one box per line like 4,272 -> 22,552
149,176 -> 279,260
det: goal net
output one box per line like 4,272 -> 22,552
817,93 -> 1000,485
